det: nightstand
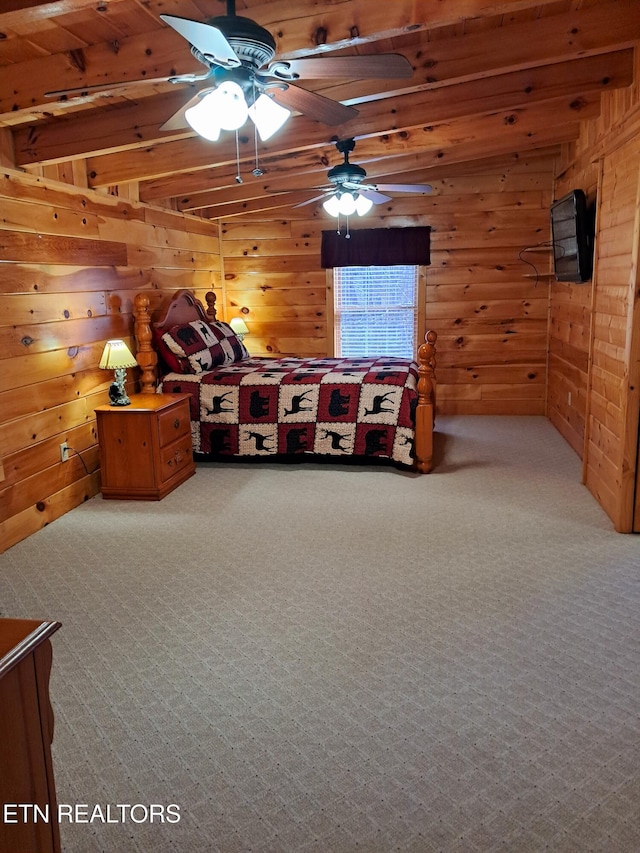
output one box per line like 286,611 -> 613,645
95,393 -> 195,500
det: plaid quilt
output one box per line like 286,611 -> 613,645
159,356 -> 419,467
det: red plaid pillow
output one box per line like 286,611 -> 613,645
159,320 -> 249,374
152,325 -> 183,374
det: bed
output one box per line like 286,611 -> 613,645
133,289 -> 437,473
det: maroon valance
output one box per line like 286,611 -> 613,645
321,226 -> 430,268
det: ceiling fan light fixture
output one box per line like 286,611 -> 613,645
248,93 -> 291,141
323,191 -> 372,218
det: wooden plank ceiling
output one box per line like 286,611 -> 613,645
0,0 -> 637,219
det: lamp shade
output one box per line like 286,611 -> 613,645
322,194 -> 342,217
185,80 -> 250,139
215,80 -> 250,131
337,192 -> 357,216
185,92 -> 222,141
354,194 -> 374,216
229,317 -> 249,337
99,340 -> 137,370
248,94 -> 291,141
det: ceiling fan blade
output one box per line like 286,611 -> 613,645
374,183 -> 433,194
267,54 -> 413,81
293,193 -> 330,208
45,76 -> 177,99
160,14 -> 240,68
159,93 -> 205,132
358,188 -> 393,204
269,83 -> 358,125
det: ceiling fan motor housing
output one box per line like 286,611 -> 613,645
208,15 -> 276,69
327,161 -> 367,187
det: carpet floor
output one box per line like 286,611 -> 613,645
1,416 -> 639,852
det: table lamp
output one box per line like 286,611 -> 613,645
99,339 -> 137,406
229,317 -> 249,342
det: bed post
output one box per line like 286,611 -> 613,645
414,330 -> 437,473
133,292 -> 158,394
204,291 -> 217,321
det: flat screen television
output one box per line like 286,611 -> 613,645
550,189 -> 594,282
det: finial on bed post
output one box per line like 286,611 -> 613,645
205,291 -> 217,321
415,329 -> 437,473
133,292 -> 158,394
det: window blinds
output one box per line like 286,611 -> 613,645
334,265 -> 419,358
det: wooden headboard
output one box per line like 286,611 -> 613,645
133,289 -> 218,393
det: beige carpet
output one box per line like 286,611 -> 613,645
1,416 -> 639,853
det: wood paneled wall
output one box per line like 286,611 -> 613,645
9,153 -> 555,553
4,91 -> 638,548
220,150 -> 555,415
549,52 -> 640,531
0,168 -> 220,553
220,217 -> 328,359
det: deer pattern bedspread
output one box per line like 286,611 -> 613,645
158,355 -> 419,467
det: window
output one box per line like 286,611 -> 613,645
333,265 -> 420,358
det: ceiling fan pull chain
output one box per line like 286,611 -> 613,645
235,130 -> 243,184
251,80 -> 264,177
253,124 -> 264,177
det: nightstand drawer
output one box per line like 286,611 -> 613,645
157,400 -> 190,447
160,435 -> 193,483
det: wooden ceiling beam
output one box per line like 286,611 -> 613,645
243,0 -> 569,57
81,52 -> 620,192
400,0 -> 640,85
195,129 -> 571,219
0,0 -> 630,221
0,28 -> 200,117
3,0 -> 629,123
172,97 -> 593,213
196,147 -> 562,221
13,48 -> 633,169
191,189 -> 329,220
137,50 -> 632,200
0,0 -> 90,21
13,90 -> 194,164
0,0 -> 555,31
1,0 -> 539,115
151,136 -> 558,213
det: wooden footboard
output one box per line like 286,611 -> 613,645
414,330 -> 437,474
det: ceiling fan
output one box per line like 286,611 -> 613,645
289,138 -> 433,216
45,0 -> 414,141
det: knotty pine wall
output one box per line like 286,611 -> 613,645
549,51 -> 640,531
0,167 -> 221,553
220,150 -> 555,416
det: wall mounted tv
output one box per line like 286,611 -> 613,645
550,189 -> 594,283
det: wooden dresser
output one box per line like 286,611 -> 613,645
95,393 -> 196,500
0,618 -> 61,853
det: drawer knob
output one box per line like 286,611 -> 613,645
174,418 -> 180,429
